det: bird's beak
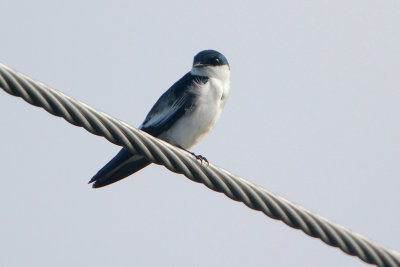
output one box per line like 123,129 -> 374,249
193,62 -> 205,68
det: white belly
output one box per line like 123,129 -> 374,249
159,77 -> 230,149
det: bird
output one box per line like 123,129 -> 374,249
89,49 -> 231,188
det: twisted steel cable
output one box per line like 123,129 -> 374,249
1,63 -> 399,267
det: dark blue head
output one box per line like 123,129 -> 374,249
192,50 -> 229,68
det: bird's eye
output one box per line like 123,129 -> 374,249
212,58 -> 220,64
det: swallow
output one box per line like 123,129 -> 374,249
89,49 -> 230,188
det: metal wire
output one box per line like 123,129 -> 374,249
1,63 -> 399,267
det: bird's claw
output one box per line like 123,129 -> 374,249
177,146 -> 209,166
190,152 -> 209,166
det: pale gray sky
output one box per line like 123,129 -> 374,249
1,1 -> 399,266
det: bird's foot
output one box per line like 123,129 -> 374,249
189,152 -> 209,166
177,146 -> 209,166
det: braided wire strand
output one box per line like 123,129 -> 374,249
1,63 -> 399,267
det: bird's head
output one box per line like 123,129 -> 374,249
191,50 -> 230,80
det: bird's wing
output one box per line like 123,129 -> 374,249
89,72 -> 208,188
140,72 -> 208,136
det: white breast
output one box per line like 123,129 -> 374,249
159,68 -> 230,149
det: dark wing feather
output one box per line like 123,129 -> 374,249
140,72 -> 208,136
89,148 -> 150,188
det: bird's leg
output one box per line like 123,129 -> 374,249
189,152 -> 209,166
177,146 -> 209,166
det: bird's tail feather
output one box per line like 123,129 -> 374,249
89,148 -> 151,188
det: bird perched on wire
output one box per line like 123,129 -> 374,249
89,49 -> 231,188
